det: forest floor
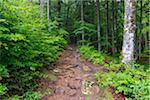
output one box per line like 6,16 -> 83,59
38,45 -> 125,100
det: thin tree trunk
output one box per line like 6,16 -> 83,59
122,0 -> 136,64
106,0 -> 109,51
115,0 -> 118,52
47,0 -> 51,31
138,0 -> 142,59
112,0 -> 115,54
81,0 -> 84,45
96,0 -> 101,51
40,0 -> 44,18
57,0 -> 61,27
65,6 -> 70,26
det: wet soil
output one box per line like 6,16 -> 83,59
38,45 -> 125,100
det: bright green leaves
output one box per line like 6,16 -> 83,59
79,46 -> 106,65
0,84 -> 7,96
0,0 -> 68,98
73,22 -> 96,45
0,33 -> 26,42
23,91 -> 42,100
95,63 -> 150,99
81,46 -> 150,99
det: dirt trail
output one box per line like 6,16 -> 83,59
38,45 -> 124,100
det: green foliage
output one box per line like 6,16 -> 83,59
0,65 -> 9,78
7,91 -> 42,100
23,91 -> 42,100
80,46 -> 150,99
79,46 -> 106,65
95,63 -> 150,99
0,0 -> 67,98
0,84 -> 7,96
8,95 -> 20,100
73,22 -> 96,45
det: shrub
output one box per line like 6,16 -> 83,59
95,63 -> 150,99
23,91 -> 42,100
79,46 -> 106,65
0,0 -> 67,98
0,84 -> 7,96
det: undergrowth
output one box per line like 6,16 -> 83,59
79,46 -> 150,99
0,1 -> 67,99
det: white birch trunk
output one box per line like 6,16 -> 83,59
40,0 -> 44,18
122,0 -> 136,64
47,0 -> 51,31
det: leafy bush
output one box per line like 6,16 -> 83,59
95,63 -> 150,99
8,95 -> 20,100
73,21 -> 96,45
0,84 -> 7,96
80,46 -> 150,99
79,46 -> 106,65
23,91 -> 42,100
0,0 -> 67,98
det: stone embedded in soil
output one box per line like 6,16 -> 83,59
82,65 -> 91,72
57,76 -> 68,87
90,85 -> 100,95
53,68 -> 62,73
75,77 -> 82,80
47,73 -> 58,82
55,87 -> 65,94
68,79 -> 81,89
66,89 -> 77,96
64,65 -> 73,69
40,46 -> 123,100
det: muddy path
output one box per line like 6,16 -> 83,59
38,45 -> 124,100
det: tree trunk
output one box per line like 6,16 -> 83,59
96,0 -> 101,51
112,0 -> 115,54
40,0 -> 44,18
106,0 -> 109,51
122,0 -> 136,64
65,5 -> 70,26
47,0 -> 51,31
81,0 -> 84,45
57,0 -> 61,28
138,0 -> 142,59
115,0 -> 118,52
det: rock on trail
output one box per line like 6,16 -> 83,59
38,45 -> 124,100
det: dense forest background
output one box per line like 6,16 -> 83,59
0,0 -> 149,99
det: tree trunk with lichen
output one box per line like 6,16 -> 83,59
96,0 -> 101,51
122,0 -> 136,64
47,0 -> 51,31
40,0 -> 44,18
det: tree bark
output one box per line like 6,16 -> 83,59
112,0 -> 115,54
40,0 -> 45,18
57,0 -> 61,27
96,0 -> 101,51
106,0 -> 109,51
65,5 -> 70,26
115,0 -> 118,51
47,0 -> 51,31
122,0 -> 136,64
138,0 -> 142,59
81,0 -> 84,45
